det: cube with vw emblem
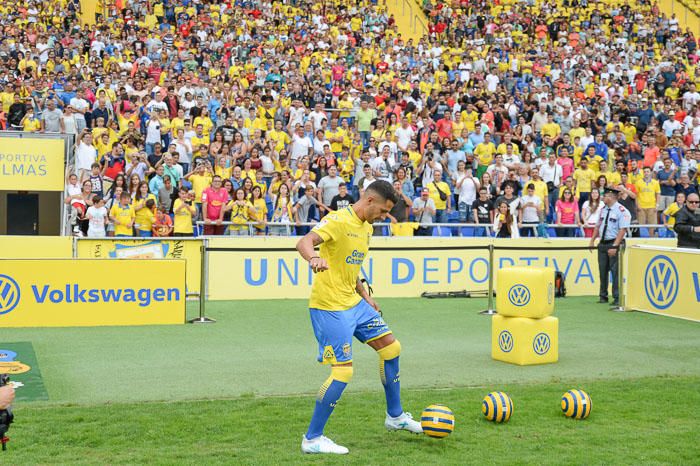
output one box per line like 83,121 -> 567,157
496,267 -> 555,318
491,314 -> 558,365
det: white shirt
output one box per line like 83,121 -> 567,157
87,206 -> 108,237
308,110 -> 327,132
145,119 -> 162,144
455,173 -> 479,206
394,126 -> 415,151
290,134 -> 313,162
69,97 -> 89,118
520,194 -> 542,223
582,200 -> 603,227
75,142 -> 97,171
540,162 -> 562,186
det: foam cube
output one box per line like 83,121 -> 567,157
496,267 -> 555,318
492,314 -> 559,366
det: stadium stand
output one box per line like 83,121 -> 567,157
0,0 -> 697,238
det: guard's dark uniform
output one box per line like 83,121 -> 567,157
596,199 -> 631,303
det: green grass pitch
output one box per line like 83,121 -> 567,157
3,297 -> 700,464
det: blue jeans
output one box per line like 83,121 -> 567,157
145,142 -> 157,157
360,131 -> 371,149
138,230 -> 152,237
435,209 -> 448,224
458,202 -> 472,222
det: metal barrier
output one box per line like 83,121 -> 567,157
194,221 -> 672,238
194,235 -> 642,322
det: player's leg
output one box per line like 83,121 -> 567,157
354,301 -> 422,434
303,309 -> 354,454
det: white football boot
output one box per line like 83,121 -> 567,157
385,412 -> 423,433
301,435 -> 349,455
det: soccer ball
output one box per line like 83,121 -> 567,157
482,391 -> 513,423
561,389 -> 592,419
420,404 -> 455,438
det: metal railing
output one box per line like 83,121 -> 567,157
193,220 -> 674,238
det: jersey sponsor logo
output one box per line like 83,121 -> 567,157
345,249 -> 366,265
342,343 -> 351,358
644,255 -> 679,310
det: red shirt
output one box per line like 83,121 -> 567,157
201,187 -> 228,220
436,118 -> 453,139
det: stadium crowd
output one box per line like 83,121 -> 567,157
0,0 -> 698,238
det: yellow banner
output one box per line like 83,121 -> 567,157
0,236 -> 72,258
625,246 -> 700,322
76,239 -> 202,294
0,259 -> 185,327
0,137 -> 65,191
207,238 -> 674,300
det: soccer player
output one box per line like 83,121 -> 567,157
296,180 -> 422,455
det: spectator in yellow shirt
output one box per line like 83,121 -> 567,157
663,192 -> 685,230
541,114 -> 561,140
110,192 -> 135,237
573,157 -> 596,209
427,169 -> 451,224
173,188 -> 197,237
474,133 -> 496,178
635,166 -> 661,236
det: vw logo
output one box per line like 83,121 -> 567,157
498,330 -> 514,353
644,255 -> 679,310
533,333 -> 550,355
508,284 -> 531,307
0,274 -> 21,315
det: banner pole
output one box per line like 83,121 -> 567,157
611,242 -> 626,312
479,244 -> 497,315
189,239 -> 216,323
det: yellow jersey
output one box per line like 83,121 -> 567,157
134,194 -> 157,231
310,207 -> 373,311
474,142 -> 496,166
574,168 -> 596,195
110,203 -> 135,236
173,199 -> 194,234
635,179 -> 660,209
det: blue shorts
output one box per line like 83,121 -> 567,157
310,299 -> 392,365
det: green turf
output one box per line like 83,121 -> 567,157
5,375 -> 700,465
2,297 -> 700,404
3,297 -> 700,463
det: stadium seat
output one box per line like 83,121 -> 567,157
460,227 -> 474,237
432,226 -> 452,237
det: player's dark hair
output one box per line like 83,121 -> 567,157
366,180 -> 399,204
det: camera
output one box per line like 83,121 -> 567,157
0,374 -> 12,451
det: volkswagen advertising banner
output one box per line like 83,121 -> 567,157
0,259 -> 186,327
625,246 -> 700,322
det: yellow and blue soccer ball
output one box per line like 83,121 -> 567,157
482,391 -> 513,423
420,404 -> 455,438
561,389 -> 592,419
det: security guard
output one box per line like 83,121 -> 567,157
589,187 -> 631,306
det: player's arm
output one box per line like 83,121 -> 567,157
296,231 -> 328,273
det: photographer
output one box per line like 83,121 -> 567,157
0,385 -> 14,409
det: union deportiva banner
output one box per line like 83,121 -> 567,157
0,137 -> 65,191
